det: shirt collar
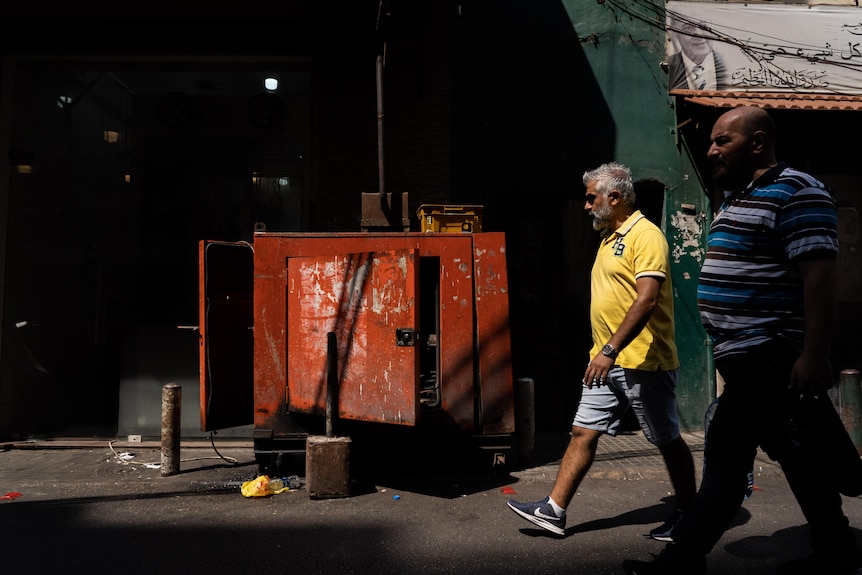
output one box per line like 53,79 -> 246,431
724,162 -> 787,200
747,162 -> 786,191
613,210 -> 645,237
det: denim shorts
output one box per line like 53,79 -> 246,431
572,366 -> 681,446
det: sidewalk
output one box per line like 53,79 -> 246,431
0,429 -> 823,575
0,428 -> 784,490
516,430 -> 782,483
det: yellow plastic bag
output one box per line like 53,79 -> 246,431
241,475 -> 289,497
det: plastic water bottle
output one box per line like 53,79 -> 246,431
268,475 -> 301,491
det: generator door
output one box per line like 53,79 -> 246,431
286,249 -> 421,425
198,240 -> 254,432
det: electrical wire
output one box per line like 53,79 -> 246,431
604,0 -> 862,78
107,432 -> 240,468
108,240 -> 257,471
208,430 -> 240,465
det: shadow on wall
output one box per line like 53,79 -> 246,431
453,0 -> 615,431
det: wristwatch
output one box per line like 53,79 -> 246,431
601,343 -> 618,360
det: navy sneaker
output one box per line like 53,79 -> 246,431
506,496 -> 566,535
648,509 -> 684,542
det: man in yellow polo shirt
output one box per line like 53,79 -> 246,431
507,162 -> 696,541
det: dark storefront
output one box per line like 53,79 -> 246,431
0,1 -> 602,441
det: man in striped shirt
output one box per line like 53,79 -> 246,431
624,107 -> 857,575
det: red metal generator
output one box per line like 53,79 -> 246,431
198,230 -> 519,473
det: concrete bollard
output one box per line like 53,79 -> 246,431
306,435 -> 352,499
161,383 -> 182,476
305,331 -> 352,498
839,369 -> 862,455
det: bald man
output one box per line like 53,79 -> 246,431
623,107 -> 858,575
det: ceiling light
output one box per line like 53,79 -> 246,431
264,77 -> 278,91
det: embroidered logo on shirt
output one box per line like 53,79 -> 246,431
612,237 -> 626,257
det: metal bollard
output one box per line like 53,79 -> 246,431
839,369 -> 862,455
515,377 -> 535,469
161,383 -> 182,476
326,332 -> 337,438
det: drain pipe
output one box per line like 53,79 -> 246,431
376,0 -> 387,198
326,332 -> 338,438
376,52 -> 385,197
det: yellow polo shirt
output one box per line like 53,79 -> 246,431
589,211 -> 679,371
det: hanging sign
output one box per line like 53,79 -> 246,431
667,1 -> 862,94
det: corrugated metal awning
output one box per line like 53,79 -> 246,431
670,90 -> 862,111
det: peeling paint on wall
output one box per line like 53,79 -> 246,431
670,211 -> 705,265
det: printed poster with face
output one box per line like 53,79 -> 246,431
667,1 -> 862,94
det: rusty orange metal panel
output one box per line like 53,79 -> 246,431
250,233 -> 484,433
204,231 -> 517,445
287,250 -> 420,425
434,237 -> 480,432
251,235 -> 290,431
473,232 -> 515,434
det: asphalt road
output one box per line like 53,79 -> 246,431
1,440 -> 861,575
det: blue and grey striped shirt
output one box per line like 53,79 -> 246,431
697,163 -> 839,359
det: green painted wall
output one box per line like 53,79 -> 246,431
563,0 -> 714,428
